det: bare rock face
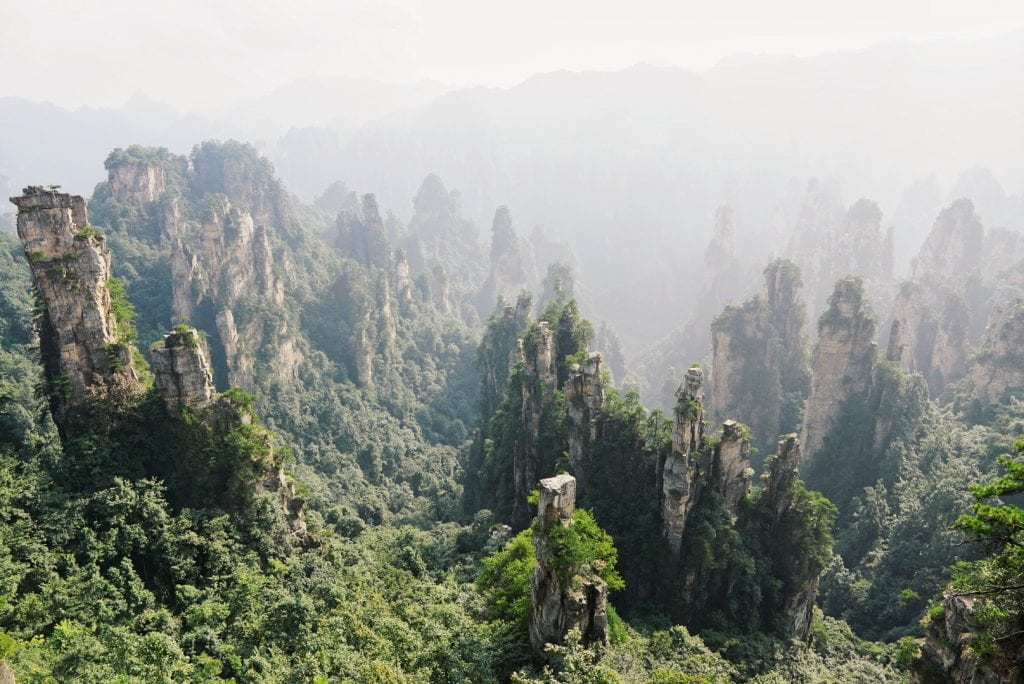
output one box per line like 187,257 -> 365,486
762,435 -> 822,640
151,328 -> 216,410
0,661 -> 14,684
514,322 -> 558,527
261,463 -> 309,540
800,277 -> 877,461
10,186 -> 138,431
912,592 -> 1018,684
108,161 -> 167,206
529,474 -> 608,659
662,367 -> 707,561
888,283 -> 970,396
166,190 -> 294,390
710,258 -> 809,456
715,420 -> 753,513
566,353 -> 605,485
967,300 -> 1024,405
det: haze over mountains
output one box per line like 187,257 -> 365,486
2,31 -> 1022,352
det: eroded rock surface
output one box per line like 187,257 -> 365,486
10,186 -> 138,431
151,327 -> 216,410
800,277 -> 877,461
529,474 -> 608,660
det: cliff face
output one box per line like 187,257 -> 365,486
912,592 -> 1018,684
514,322 -> 557,528
966,300 -> 1024,406
103,145 -> 302,391
10,186 -> 139,431
762,436 -> 822,638
529,474 -> 608,659
662,367 -> 707,564
710,259 -> 809,457
800,277 -> 877,461
151,327 -> 216,410
108,161 -> 166,207
565,352 -> 604,490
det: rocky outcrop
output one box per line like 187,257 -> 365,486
151,327 -> 216,410
710,259 -> 809,457
529,474 -> 608,659
565,353 -> 604,485
715,420 -> 753,513
514,322 -> 557,527
0,661 -> 14,684
966,300 -> 1024,406
261,462 -> 309,541
10,186 -> 139,431
108,160 -> 167,207
662,367 -> 707,563
912,592 -> 1019,684
800,277 -> 877,461
762,436 -> 821,639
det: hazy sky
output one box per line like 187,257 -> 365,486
3,0 -> 1023,110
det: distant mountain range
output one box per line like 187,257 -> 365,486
2,32 -> 1022,349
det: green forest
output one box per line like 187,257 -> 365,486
0,141 -> 1021,683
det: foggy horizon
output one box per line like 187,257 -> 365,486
3,1 -> 1024,111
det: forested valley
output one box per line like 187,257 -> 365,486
0,135 -> 1020,684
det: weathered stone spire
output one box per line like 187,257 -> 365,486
10,186 -> 139,432
761,435 -> 824,640
566,352 -> 604,478
514,321 -> 557,528
529,473 -> 608,659
800,277 -> 876,461
662,367 -> 706,560
151,327 -> 216,411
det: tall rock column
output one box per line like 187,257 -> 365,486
529,474 -> 608,659
514,322 -> 557,528
799,277 -> 877,461
10,186 -> 138,432
565,352 -> 605,487
710,258 -> 808,456
662,367 -> 707,562
761,435 -> 824,640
